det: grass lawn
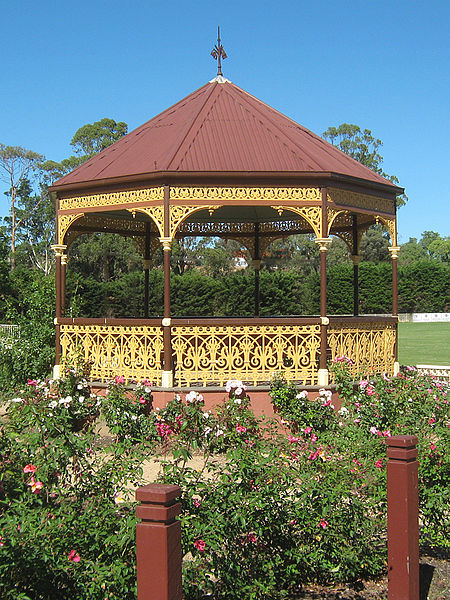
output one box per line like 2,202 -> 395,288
398,322 -> 450,366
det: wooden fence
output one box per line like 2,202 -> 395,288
135,435 -> 420,600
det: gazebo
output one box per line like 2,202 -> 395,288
50,73 -> 403,389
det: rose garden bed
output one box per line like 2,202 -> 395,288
0,363 -> 448,599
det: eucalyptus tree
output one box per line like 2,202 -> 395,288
0,144 -> 45,269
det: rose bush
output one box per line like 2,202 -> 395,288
0,367 -> 448,599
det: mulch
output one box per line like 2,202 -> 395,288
293,552 -> 449,600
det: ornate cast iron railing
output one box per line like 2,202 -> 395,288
328,317 -> 397,378
171,318 -> 321,386
58,317 -> 397,386
59,319 -> 163,384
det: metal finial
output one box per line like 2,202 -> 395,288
211,26 -> 227,76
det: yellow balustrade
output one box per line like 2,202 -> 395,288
59,319 -> 396,386
60,324 -> 163,384
328,321 -> 396,378
171,324 -> 321,386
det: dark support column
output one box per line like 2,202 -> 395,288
51,244 -> 67,377
386,436 -> 419,600
55,254 -> 61,319
315,236 -> 332,386
144,223 -> 151,318
390,247 -> 399,317
389,245 -> 400,374
254,223 -> 261,316
61,254 -> 67,317
352,255 -> 361,316
161,185 -> 173,387
352,215 -> 360,316
136,484 -> 182,600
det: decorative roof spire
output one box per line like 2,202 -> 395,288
211,26 -> 227,77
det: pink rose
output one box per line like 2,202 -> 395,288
68,549 -> 81,562
23,464 -> 37,474
194,539 -> 206,552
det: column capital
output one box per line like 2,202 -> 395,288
60,254 -> 68,265
51,244 -> 67,257
159,237 -> 173,251
314,237 -> 333,251
388,246 -> 401,259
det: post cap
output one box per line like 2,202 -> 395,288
136,483 -> 181,504
385,435 -> 418,448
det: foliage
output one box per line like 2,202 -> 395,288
270,374 -> 338,433
0,144 -> 45,269
398,260 -> 450,312
322,123 -> 406,206
0,366 -> 448,599
0,371 -> 143,600
331,362 -> 450,549
70,118 -> 128,157
0,269 -> 55,390
102,376 -> 156,444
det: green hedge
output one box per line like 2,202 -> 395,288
65,261 -> 449,318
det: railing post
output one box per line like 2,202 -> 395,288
386,435 -> 419,600
136,483 -> 182,600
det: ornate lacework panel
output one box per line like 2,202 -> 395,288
60,324 -> 163,384
328,322 -> 396,378
172,324 -> 321,386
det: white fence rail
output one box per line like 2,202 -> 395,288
416,364 -> 450,381
0,324 -> 20,343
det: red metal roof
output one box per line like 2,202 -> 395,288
53,79 -> 397,189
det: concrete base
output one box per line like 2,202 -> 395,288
317,368 -> 329,386
52,364 -> 62,380
393,361 -> 400,376
161,370 -> 174,388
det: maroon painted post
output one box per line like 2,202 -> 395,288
136,484 -> 182,600
386,436 -> 419,600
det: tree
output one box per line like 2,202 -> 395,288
322,123 -> 407,206
398,237 -> 427,266
0,144 -> 45,269
71,118 -> 128,157
360,227 -> 390,263
11,180 -> 55,274
41,118 -> 129,185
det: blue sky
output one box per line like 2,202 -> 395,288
0,0 -> 448,242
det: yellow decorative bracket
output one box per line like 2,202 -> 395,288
126,207 -> 164,238
379,217 -> 397,246
270,206 -> 322,238
170,205 -> 220,239
57,214 -> 85,245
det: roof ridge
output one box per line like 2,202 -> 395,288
166,82 -> 219,170
201,85 -> 302,170
175,86 -> 228,170
225,84 -> 325,171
